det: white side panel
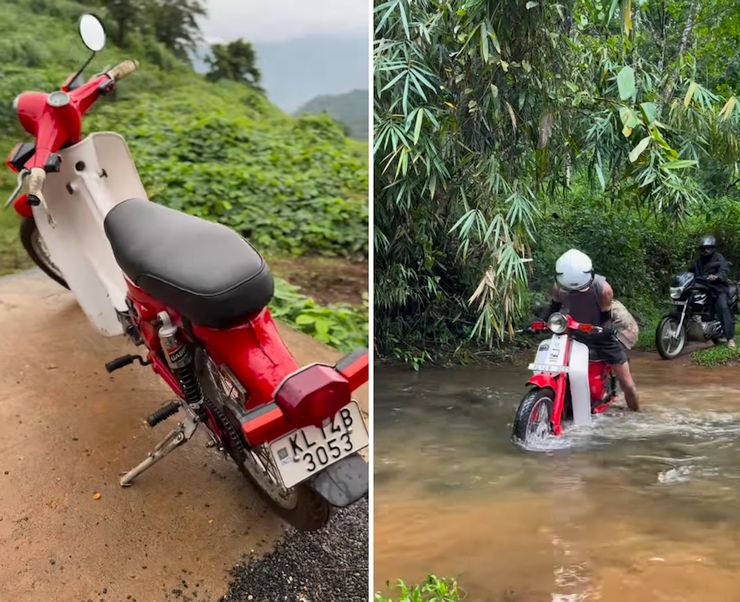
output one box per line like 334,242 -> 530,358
32,132 -> 147,336
568,339 -> 591,426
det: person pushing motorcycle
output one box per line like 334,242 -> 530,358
548,249 -> 640,411
688,235 -> 736,349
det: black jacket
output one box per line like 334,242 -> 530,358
689,251 -> 730,285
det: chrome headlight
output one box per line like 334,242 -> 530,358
669,286 -> 683,300
547,312 -> 568,334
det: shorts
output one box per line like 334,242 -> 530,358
573,332 -> 628,365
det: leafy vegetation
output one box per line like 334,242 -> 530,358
375,575 -> 461,602
206,39 -> 262,89
297,89 -> 370,140
271,278 -> 368,352
692,340 -> 740,366
374,0 -> 738,366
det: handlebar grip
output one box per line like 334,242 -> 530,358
108,59 -> 139,81
27,167 -> 46,206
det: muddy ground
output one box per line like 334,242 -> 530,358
0,270 -> 368,601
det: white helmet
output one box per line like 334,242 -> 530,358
555,249 -> 594,291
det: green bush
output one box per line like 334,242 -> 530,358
270,278 -> 367,352
375,576 -> 460,602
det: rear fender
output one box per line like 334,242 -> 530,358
307,453 -> 368,507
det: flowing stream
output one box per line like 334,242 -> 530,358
374,352 -> 740,601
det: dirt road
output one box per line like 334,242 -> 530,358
0,270 -> 367,601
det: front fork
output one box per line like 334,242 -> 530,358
672,304 -> 689,341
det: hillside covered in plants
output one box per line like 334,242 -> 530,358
0,0 -> 368,351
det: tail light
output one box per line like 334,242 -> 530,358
240,349 -> 369,444
274,364 -> 350,428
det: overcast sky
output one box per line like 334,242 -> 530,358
200,0 -> 369,44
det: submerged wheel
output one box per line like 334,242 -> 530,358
195,350 -> 330,531
20,216 -> 68,289
656,316 -> 686,359
513,388 -> 555,444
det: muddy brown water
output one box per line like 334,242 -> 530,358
375,353 -> 740,601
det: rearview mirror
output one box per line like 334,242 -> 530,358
78,14 -> 106,53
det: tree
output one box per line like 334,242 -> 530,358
206,39 -> 262,89
148,0 -> 206,61
104,0 -> 144,47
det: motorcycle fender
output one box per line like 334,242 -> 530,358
568,339 -> 591,426
307,453 -> 368,507
527,373 -> 557,390
32,133 -> 147,336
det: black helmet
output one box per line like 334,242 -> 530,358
697,234 -> 716,249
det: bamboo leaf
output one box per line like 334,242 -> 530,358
662,160 -> 698,170
683,80 -> 697,107
629,136 -> 651,163
622,0 -> 633,37
413,108 -> 425,143
617,66 -> 636,101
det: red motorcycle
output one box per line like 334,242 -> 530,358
3,14 -> 368,530
513,312 -> 618,445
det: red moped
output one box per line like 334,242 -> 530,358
513,312 -> 618,445
3,14 -> 368,530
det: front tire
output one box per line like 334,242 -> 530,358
20,216 -> 68,289
656,316 -> 686,359
513,388 -> 555,444
195,349 -> 330,531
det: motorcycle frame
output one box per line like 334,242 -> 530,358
526,317 -> 616,435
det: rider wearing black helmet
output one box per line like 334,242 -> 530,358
689,235 -> 736,349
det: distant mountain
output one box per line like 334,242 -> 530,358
296,89 -> 368,140
193,36 -> 368,114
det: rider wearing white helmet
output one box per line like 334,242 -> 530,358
549,249 -> 640,411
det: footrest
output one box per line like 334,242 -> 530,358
147,401 -> 180,427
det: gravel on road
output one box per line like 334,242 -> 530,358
219,499 -> 369,602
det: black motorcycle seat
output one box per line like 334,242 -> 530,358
104,198 -> 274,328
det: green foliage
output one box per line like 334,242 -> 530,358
374,0 -> 739,366
206,39 -> 262,89
0,0 -> 368,260
375,575 -> 460,602
270,279 -> 368,352
692,342 -> 740,367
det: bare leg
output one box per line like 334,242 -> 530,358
611,361 -> 640,411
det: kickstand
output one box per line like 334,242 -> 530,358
119,406 -> 199,487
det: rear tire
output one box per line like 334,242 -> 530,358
195,349 -> 330,531
20,217 -> 68,289
513,388 -> 555,444
656,316 -> 686,360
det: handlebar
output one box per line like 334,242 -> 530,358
108,59 -> 138,81
27,167 -> 46,209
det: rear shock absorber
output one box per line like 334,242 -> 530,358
157,312 -> 204,416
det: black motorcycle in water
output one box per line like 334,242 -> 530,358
656,272 -> 738,359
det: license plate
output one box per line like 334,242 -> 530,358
268,401 -> 368,489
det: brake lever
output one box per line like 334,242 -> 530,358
3,168 -> 29,209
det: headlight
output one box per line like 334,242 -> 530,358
669,286 -> 683,299
547,312 -> 568,334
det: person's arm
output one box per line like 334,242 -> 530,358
548,283 -> 563,316
716,253 -> 729,283
598,281 -> 615,331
